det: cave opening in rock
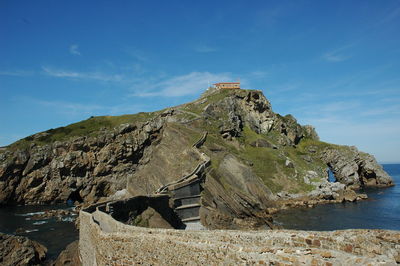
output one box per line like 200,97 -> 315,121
327,168 -> 337,183
67,189 -> 83,206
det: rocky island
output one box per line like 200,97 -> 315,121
0,85 -> 397,265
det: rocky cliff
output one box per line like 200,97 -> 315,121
0,233 -> 47,265
0,87 -> 393,228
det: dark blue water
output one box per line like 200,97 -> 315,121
274,164 -> 400,231
0,205 -> 78,260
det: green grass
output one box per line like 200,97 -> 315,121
128,210 -> 151,227
203,126 -> 324,193
296,137 -> 354,159
203,125 -> 287,193
168,122 -> 203,145
183,88 -> 243,115
241,145 -> 284,192
8,112 -> 158,150
296,138 -> 330,151
176,112 -> 198,121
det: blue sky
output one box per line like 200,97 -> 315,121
1,0 -> 399,163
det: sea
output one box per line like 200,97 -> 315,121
0,204 -> 78,260
0,164 -> 399,260
273,164 -> 400,231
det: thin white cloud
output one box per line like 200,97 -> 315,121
322,44 -> 354,62
318,101 -> 361,113
307,116 -> 400,163
37,100 -> 103,115
194,45 -> 217,53
295,97 -> 400,159
33,99 -> 144,117
69,44 -> 81,56
375,6 -> 400,26
253,6 -> 287,29
124,47 -> 149,62
42,66 -> 123,82
247,70 -> 268,79
322,53 -> 349,62
293,96 -> 399,123
359,104 -> 400,117
132,71 -> 234,97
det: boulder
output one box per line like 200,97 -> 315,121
304,171 -> 318,184
307,182 -> 346,200
53,240 -> 80,266
285,159 -> 294,168
339,189 -> 358,202
0,233 -> 47,265
127,206 -> 174,229
249,139 -> 276,149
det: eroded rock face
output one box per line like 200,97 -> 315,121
0,233 -> 47,266
201,154 -> 275,229
321,146 -> 393,188
240,90 -> 275,134
127,123 -> 202,197
0,118 -> 166,206
202,90 -> 315,146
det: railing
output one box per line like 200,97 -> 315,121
156,132 -> 209,194
192,132 -> 208,148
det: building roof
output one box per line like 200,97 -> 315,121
213,82 -> 240,85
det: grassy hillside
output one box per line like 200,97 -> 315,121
7,112 -> 157,151
3,88 -> 332,194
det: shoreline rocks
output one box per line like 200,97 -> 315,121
321,146 -> 393,189
274,180 -> 369,212
0,233 -> 47,266
27,209 -> 78,222
52,240 -> 80,266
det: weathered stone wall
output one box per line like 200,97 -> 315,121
79,207 -> 400,265
106,195 -> 179,224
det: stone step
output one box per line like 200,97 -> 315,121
171,179 -> 202,198
175,203 -> 201,210
182,216 -> 201,223
175,204 -> 201,220
174,195 -> 200,207
174,195 -> 201,200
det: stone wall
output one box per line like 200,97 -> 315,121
105,195 -> 184,229
79,206 -> 400,265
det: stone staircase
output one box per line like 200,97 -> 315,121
171,182 -> 201,224
155,132 -> 209,229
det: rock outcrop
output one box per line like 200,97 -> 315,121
0,117 -> 168,205
0,233 -> 47,266
53,240 -> 80,266
0,88 -> 394,229
321,146 -> 393,189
